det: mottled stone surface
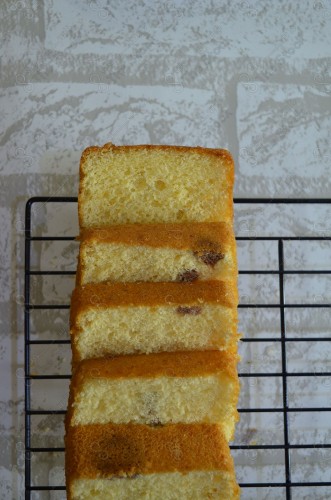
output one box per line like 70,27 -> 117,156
1,0 -> 331,498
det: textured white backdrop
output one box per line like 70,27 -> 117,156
1,1 -> 331,498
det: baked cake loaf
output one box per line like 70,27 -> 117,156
66,350 -> 239,441
76,222 -> 237,285
70,281 -> 238,363
65,423 -> 240,499
78,143 -> 234,227
66,142 -> 240,498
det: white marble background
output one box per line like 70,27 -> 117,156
1,0 -> 331,498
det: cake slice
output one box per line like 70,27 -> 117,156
78,142 -> 234,227
76,222 -> 237,285
70,281 -> 239,363
66,350 -> 239,441
65,423 -> 240,499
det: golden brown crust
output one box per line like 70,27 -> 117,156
78,142 -> 235,227
70,280 -> 238,329
78,222 -> 234,250
65,423 -> 236,480
80,141 -> 234,166
70,337 -> 82,370
74,349 -> 239,381
75,259 -> 82,287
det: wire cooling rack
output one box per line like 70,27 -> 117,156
24,197 -> 331,500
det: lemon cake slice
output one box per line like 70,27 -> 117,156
70,281 -> 239,363
76,222 -> 237,285
65,423 -> 240,500
66,350 -> 239,441
78,142 -> 234,227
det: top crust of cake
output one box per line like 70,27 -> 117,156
65,423 -> 235,479
80,142 -> 234,164
78,222 -> 234,250
78,142 -> 234,226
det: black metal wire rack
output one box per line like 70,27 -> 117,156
24,196 -> 331,500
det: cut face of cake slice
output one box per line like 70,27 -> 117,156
70,281 -> 239,362
77,222 -> 237,285
66,350 -> 240,441
65,423 -> 240,500
78,142 -> 234,227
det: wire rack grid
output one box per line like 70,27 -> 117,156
24,197 -> 331,500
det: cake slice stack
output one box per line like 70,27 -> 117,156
66,143 -> 240,499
